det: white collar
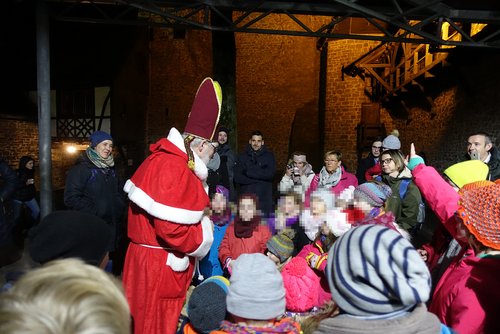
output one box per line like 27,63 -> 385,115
166,128 -> 208,181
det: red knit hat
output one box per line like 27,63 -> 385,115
184,77 -> 222,141
457,180 -> 500,250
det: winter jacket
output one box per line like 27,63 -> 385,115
380,169 -> 422,232
464,146 -> 500,181
0,159 -> 18,246
13,156 -> 36,201
217,143 -> 237,201
304,166 -> 358,207
64,153 -> 126,250
314,303 -> 447,334
356,154 -> 378,184
296,240 -> 332,307
278,163 -> 315,199
218,221 -> 271,265
199,213 -> 232,278
412,164 -> 500,333
234,145 -> 276,216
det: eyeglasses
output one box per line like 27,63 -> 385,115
381,158 -> 393,165
206,141 -> 218,152
372,145 -> 382,149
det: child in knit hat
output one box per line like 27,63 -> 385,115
181,276 -> 230,334
266,229 -> 296,270
218,194 -> 271,275
211,253 -> 301,334
199,186 -> 234,279
315,224 -> 445,334
351,181 -> 410,239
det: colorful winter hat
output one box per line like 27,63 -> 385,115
457,180 -> 500,250
444,160 -> 489,189
354,182 -> 392,207
266,229 -> 296,263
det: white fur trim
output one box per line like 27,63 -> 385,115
187,216 -> 214,258
326,209 -> 352,237
124,179 -> 204,224
167,127 -> 208,181
166,253 -> 190,272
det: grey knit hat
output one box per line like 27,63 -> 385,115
382,130 -> 401,150
327,224 -> 431,316
226,253 -> 286,320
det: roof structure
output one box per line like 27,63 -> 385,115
45,0 -> 500,48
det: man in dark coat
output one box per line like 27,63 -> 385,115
466,131 -> 500,181
234,130 -> 276,217
356,137 -> 383,184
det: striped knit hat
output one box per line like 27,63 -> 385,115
457,180 -> 500,250
327,224 -> 431,316
266,229 -> 296,263
354,182 -> 392,207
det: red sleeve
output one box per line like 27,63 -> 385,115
218,224 -> 233,265
365,163 -> 382,181
304,174 -> 319,207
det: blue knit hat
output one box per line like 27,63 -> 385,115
89,131 -> 113,148
354,182 -> 392,207
382,129 -> 400,150
327,224 -> 431,316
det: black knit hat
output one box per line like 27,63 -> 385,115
28,210 -> 112,266
187,277 -> 229,333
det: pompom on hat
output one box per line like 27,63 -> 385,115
89,130 -> 113,148
266,229 -> 296,263
327,224 -> 431,316
444,160 -> 489,189
281,256 -> 320,312
382,129 -> 400,150
226,253 -> 286,320
457,180 -> 500,250
354,182 -> 392,207
187,276 -> 230,333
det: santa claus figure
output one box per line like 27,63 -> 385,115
122,78 -> 222,334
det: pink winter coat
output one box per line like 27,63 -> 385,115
304,166 -> 358,207
296,241 -> 331,307
412,163 -> 500,333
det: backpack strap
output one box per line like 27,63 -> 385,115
399,179 -> 411,199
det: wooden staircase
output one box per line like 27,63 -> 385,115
342,22 -> 483,102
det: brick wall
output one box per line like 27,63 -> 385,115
0,118 -> 75,190
148,27 -> 213,145
325,39 -> 393,171
235,14 -> 325,172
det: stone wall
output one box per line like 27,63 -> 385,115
235,14 -> 325,172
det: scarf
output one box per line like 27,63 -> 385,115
218,318 -> 300,334
211,208 -> 232,227
234,214 -> 261,238
86,147 -> 114,169
318,166 -> 342,188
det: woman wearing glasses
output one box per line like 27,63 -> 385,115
378,149 -> 423,237
304,150 -> 358,207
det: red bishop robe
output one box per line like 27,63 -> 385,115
123,127 -> 213,334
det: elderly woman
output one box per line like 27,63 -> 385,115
64,131 -> 126,256
304,150 -> 357,207
279,151 -> 315,199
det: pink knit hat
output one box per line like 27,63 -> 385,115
281,257 -> 320,312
